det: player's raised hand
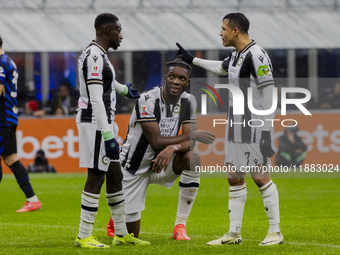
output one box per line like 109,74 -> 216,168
125,82 -> 140,99
176,42 -> 194,64
260,130 -> 275,162
191,130 -> 216,145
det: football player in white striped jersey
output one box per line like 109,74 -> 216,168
75,13 -> 150,248
106,59 -> 215,240
177,12 -> 283,246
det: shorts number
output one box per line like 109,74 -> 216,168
245,152 -> 250,165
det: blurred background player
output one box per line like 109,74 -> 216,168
75,13 -> 150,248
0,35 -> 42,212
177,12 -> 283,246
106,58 -> 215,240
276,126 -> 307,167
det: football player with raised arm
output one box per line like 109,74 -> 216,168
177,12 -> 283,246
75,13 -> 150,248
106,58 -> 215,240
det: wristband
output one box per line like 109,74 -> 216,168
102,130 -> 114,141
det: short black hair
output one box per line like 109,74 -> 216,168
165,58 -> 192,77
0,35 -> 3,47
222,13 -> 250,34
94,13 -> 119,30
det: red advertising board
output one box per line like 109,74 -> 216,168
2,112 -> 339,173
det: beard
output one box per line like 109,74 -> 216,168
109,40 -> 119,50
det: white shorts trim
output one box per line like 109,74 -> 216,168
77,122 -> 119,171
125,212 -> 141,223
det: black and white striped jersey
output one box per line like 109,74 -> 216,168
120,86 -> 197,175
76,41 -> 116,124
222,40 -> 274,143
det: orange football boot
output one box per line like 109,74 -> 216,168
16,201 -> 42,212
172,224 -> 191,240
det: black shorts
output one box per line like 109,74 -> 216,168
0,125 -> 17,156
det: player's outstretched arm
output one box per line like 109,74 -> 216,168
141,121 -> 191,152
176,43 -> 194,64
191,130 -> 216,145
114,80 -> 140,99
176,42 -> 228,76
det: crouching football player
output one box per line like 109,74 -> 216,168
107,59 -> 215,240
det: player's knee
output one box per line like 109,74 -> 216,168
95,174 -> 106,187
107,162 -> 123,184
253,177 -> 269,187
227,177 -> 244,186
227,168 -> 245,186
183,151 -> 200,170
185,151 -> 200,171
173,151 -> 200,174
3,154 -> 18,167
114,170 -> 123,184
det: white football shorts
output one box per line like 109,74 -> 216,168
122,155 -> 179,218
77,122 -> 119,171
224,140 -> 271,172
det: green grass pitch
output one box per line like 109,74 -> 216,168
0,173 -> 339,254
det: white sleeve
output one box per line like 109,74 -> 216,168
261,85 -> 276,131
88,84 -> 111,134
114,80 -> 128,95
192,58 -> 228,76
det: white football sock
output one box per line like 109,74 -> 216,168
175,170 -> 200,226
106,191 -> 128,237
27,195 -> 39,202
259,180 -> 281,232
78,191 -> 99,239
228,183 -> 247,233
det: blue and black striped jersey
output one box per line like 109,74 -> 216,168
0,54 -> 19,127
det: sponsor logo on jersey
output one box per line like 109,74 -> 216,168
258,55 -> 264,63
229,67 -> 237,73
78,101 -> 88,108
92,55 -> 98,62
145,95 -> 150,101
237,57 -> 243,66
91,65 -> 99,76
159,117 -> 178,137
102,156 -> 109,165
173,104 -> 181,113
141,105 -> 148,115
257,65 -> 270,76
